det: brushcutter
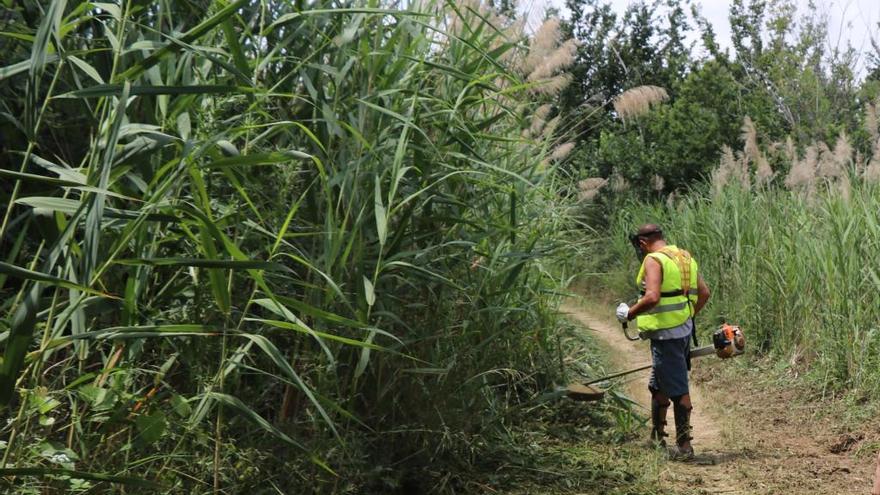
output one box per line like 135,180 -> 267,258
566,323 -> 745,402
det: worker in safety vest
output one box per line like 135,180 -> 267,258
615,224 -> 711,459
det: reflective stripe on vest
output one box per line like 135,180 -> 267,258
635,245 -> 699,332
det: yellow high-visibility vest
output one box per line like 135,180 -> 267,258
635,245 -> 698,332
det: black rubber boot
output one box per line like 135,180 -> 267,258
672,399 -> 694,460
650,397 -> 669,447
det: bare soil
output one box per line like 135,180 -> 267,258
561,296 -> 878,495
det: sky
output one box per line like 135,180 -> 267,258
518,0 -> 880,73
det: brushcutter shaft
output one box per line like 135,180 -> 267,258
581,363 -> 653,386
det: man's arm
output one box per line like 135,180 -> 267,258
627,257 -> 661,320
694,274 -> 710,315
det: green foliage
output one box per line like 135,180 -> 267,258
558,0 -> 865,199
0,1 -> 581,492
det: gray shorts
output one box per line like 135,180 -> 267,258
648,334 -> 690,397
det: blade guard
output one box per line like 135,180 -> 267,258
712,323 -> 745,359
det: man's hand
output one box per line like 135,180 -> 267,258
616,303 -> 630,323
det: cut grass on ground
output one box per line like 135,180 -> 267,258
472,318 -> 670,495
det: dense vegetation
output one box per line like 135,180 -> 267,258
557,0 -> 878,201
5,0 -> 880,492
598,179 -> 880,397
566,0 -> 880,406
0,1 -> 596,492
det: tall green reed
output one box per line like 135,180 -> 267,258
597,182 -> 880,397
0,0 -> 581,492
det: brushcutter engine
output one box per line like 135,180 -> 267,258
712,323 -> 745,359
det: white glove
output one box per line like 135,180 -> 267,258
615,303 -> 630,323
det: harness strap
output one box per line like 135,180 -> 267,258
656,247 -> 693,298
640,289 -> 698,298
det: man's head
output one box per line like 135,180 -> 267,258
629,224 -> 666,258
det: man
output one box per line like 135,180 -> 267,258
615,224 -> 710,459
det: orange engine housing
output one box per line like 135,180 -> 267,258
713,323 -> 745,359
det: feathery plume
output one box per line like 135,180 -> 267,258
577,177 -> 608,202
610,173 -> 629,192
832,132 -> 853,173
838,172 -> 852,203
865,158 -> 880,183
612,86 -> 669,123
532,73 -> 572,96
755,154 -> 774,186
711,145 -> 736,196
523,18 -> 561,74
496,18 -> 526,63
542,116 -> 561,139
784,136 -> 797,165
785,144 -> 818,191
865,139 -> 880,183
529,104 -> 552,136
651,174 -> 665,192
866,99 -> 879,143
534,103 -> 552,121
741,116 -> 773,186
550,142 -> 575,161
733,151 -> 751,190
741,116 -> 760,162
815,141 -> 834,178
527,39 -> 577,81
665,191 -> 677,210
817,137 -> 849,179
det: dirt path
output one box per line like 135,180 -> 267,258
561,296 -> 877,495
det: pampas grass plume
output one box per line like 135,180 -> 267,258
578,177 -> 608,202
613,86 -> 669,123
